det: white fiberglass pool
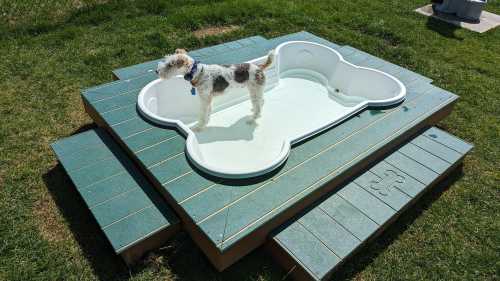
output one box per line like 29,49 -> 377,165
137,41 -> 406,179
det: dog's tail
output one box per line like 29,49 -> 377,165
259,50 -> 275,70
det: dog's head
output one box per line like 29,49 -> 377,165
156,49 -> 192,79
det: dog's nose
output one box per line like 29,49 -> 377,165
155,69 -> 159,75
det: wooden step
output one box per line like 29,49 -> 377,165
51,128 -> 180,265
268,127 -> 473,281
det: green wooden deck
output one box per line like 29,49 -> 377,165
269,127 -> 473,281
80,31 -> 459,270
51,128 -> 180,265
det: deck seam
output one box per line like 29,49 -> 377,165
88,185 -> 141,209
100,102 -> 138,115
297,220 -> 342,260
122,127 -> 154,139
409,139 -> 454,164
398,143 -> 449,174
395,150 -> 441,176
334,194 -> 381,227
91,87 -> 143,103
317,206 -> 363,242
135,135 -> 180,153
102,204 -> 154,229
149,152 -> 184,170
177,182 -> 217,204
80,170 -> 127,190
111,116 -> 139,127
422,133 -> 464,154
115,223 -> 171,254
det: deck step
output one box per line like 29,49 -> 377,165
268,127 -> 472,281
51,128 -> 180,265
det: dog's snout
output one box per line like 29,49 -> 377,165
155,69 -> 159,75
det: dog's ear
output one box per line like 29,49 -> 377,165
175,48 -> 187,54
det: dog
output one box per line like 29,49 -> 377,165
156,48 -> 274,131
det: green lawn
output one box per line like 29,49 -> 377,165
0,0 -> 498,280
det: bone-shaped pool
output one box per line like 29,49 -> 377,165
137,41 -> 406,179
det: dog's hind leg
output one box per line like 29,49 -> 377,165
248,85 -> 264,122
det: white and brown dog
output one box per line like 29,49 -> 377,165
156,48 -> 274,131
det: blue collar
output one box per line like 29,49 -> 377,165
184,60 -> 199,82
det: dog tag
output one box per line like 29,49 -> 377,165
191,87 -> 196,96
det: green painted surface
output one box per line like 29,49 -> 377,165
410,134 -> 462,164
51,128 -> 179,253
423,127 -> 474,154
276,222 -> 340,280
81,32 -> 459,263
125,127 -> 179,152
369,161 -> 425,198
298,208 -> 360,258
354,171 -> 412,210
113,117 -> 151,139
273,127 -> 472,280
318,195 -> 378,241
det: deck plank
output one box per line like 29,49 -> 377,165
423,127 -> 473,153
410,134 -> 462,163
299,208 -> 360,258
319,195 -> 379,241
275,222 -> 340,280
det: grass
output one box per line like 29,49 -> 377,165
0,0 -> 498,280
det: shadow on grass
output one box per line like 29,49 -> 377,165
426,14 -> 464,40
329,164 -> 465,281
43,124 -> 284,281
43,164 -> 130,281
71,123 -> 97,135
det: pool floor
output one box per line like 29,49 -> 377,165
193,77 -> 359,173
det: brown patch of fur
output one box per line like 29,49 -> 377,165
255,69 -> 265,85
193,25 -> 240,39
259,53 -> 273,70
173,56 -> 189,68
175,48 -> 187,54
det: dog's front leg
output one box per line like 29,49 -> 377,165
193,92 -> 212,131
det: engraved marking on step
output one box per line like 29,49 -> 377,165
369,170 -> 405,196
